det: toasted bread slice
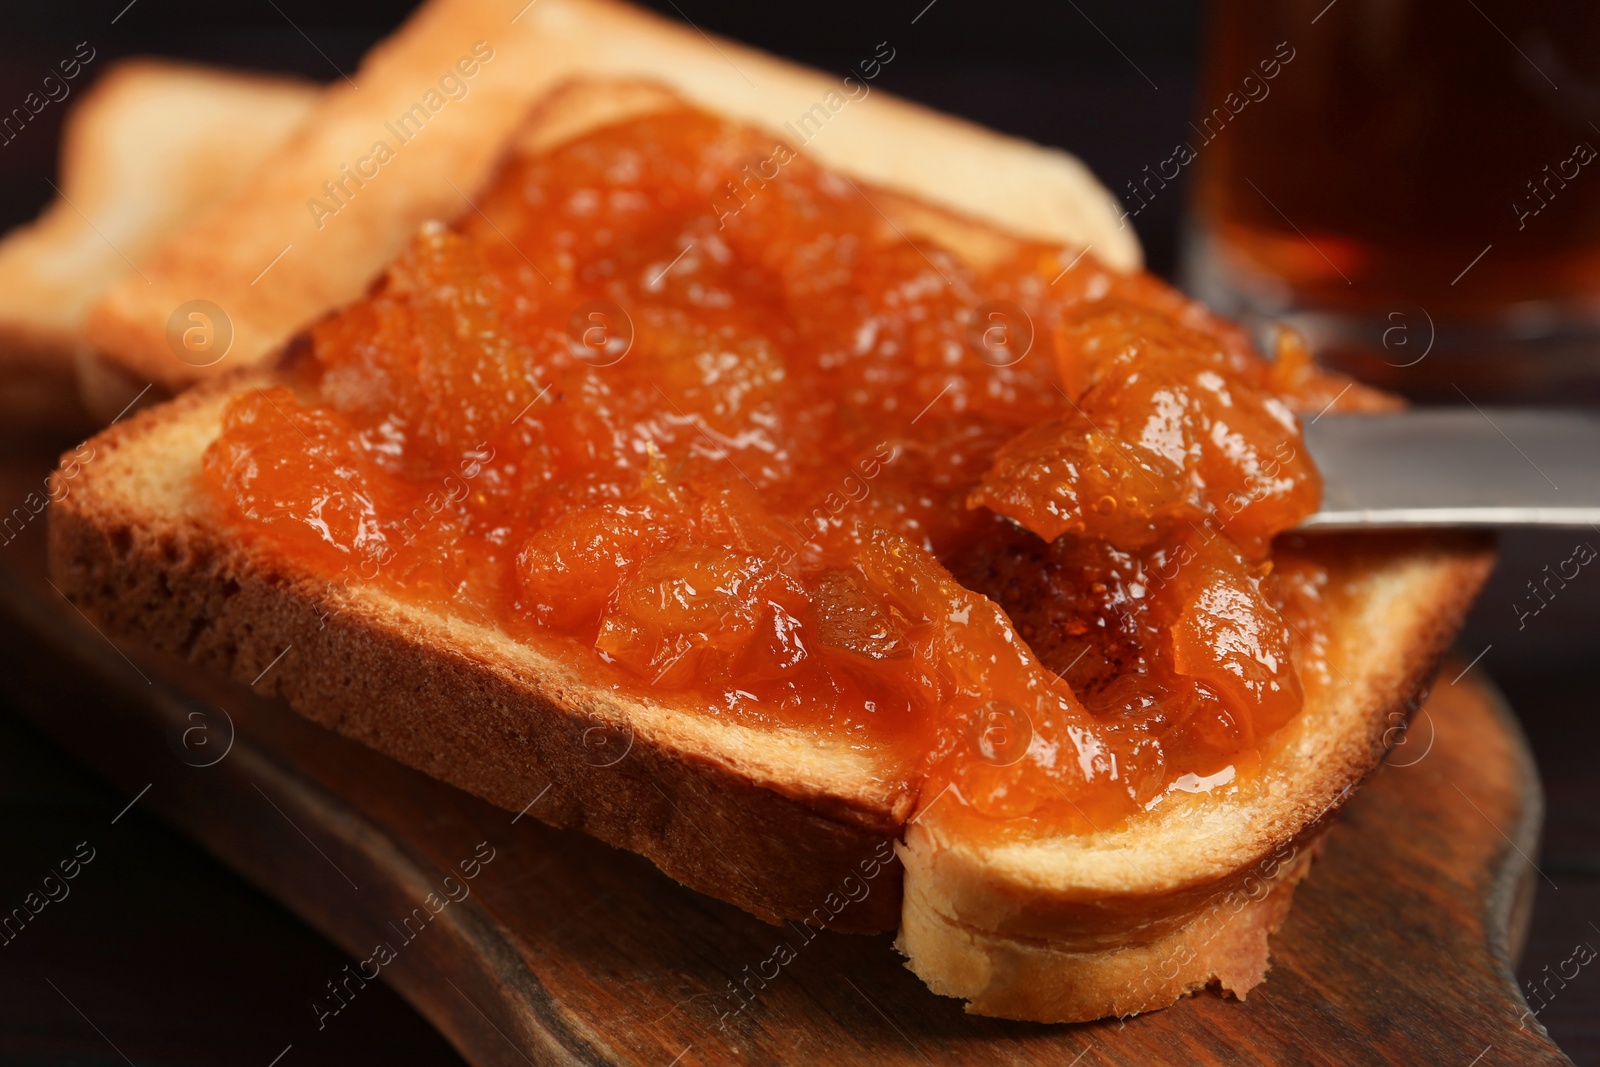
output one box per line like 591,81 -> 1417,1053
0,60 -> 316,425
50,71 -> 1495,1022
81,0 -> 1138,392
44,368 -> 1494,1008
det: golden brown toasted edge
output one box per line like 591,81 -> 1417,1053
81,0 -> 1138,391
0,59 -> 317,426
46,371 -> 911,933
898,835 -> 1320,1023
895,535 -> 1497,1021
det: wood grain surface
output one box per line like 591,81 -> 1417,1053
0,453 -> 1571,1066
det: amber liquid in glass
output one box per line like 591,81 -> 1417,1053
1183,0 -> 1600,397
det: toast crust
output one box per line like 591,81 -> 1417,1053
897,837 -> 1319,1021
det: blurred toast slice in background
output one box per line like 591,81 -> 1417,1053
0,59 -> 316,428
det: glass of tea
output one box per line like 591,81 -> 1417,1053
1181,0 -> 1600,402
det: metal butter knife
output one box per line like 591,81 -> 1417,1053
1300,409 -> 1600,530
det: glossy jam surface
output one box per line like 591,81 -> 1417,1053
203,107 -> 1373,830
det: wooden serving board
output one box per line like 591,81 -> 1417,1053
0,442 -> 1572,1066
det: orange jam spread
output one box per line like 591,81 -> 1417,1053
203,105 -> 1372,832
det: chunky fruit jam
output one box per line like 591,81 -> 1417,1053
203,105 -> 1381,832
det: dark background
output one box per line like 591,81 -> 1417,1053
0,1 -> 1596,1063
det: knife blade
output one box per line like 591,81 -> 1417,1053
1300,409 -> 1600,530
